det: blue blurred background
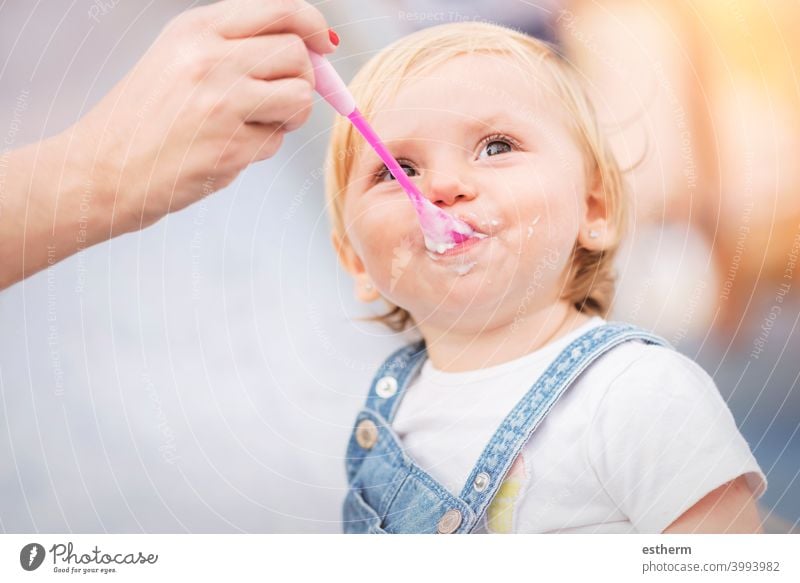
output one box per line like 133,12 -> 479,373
1,0 -> 798,532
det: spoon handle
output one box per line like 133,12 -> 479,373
308,50 -> 356,116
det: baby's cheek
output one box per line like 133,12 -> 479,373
353,201 -> 419,288
524,224 -> 577,277
360,245 -> 395,286
501,210 -> 578,297
504,210 -> 571,258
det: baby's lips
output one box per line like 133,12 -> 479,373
456,213 -> 502,237
454,215 -> 484,236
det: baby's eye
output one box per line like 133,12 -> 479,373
376,161 -> 418,182
479,139 -> 513,158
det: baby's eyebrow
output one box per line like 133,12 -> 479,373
445,111 -> 539,143
380,111 -> 527,145
464,112 -> 519,130
355,109 -> 535,170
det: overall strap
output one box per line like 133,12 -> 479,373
364,339 -> 427,420
458,322 -> 672,531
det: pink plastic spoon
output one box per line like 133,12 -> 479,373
309,51 -> 475,253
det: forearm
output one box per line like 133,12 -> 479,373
0,128 -> 116,290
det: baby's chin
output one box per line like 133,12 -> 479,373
395,271 -> 513,324
375,231 -> 545,320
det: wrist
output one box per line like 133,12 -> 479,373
56,121 -> 126,242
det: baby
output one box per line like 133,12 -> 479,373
323,22 -> 765,534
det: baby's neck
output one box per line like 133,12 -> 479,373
418,301 -> 592,373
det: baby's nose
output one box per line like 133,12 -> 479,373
425,174 -> 477,206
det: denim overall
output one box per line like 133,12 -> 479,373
342,321 -> 672,534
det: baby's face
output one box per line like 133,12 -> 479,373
340,54 -> 593,330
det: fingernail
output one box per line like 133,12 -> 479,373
329,28 -> 340,47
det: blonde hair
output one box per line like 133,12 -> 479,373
324,21 -> 627,332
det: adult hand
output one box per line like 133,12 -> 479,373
0,0 -> 337,289
77,0 -> 337,230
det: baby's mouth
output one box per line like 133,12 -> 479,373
421,215 -> 497,260
436,231 -> 488,256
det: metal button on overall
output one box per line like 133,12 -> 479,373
436,509 -> 462,534
355,419 -> 378,449
375,376 -> 398,398
473,472 -> 491,492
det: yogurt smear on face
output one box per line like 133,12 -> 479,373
421,213 -> 474,253
452,260 -> 477,276
416,197 -> 475,253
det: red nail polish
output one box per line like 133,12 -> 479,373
329,28 -> 340,47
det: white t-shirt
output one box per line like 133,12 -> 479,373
392,316 -> 766,533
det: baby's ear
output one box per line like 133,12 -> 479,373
330,231 -> 380,303
579,170 -> 617,250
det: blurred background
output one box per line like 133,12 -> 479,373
0,0 -> 797,533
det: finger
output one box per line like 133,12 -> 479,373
243,122 -> 286,161
230,34 -> 314,85
207,0 -> 336,54
210,122 -> 284,170
241,78 -> 313,131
